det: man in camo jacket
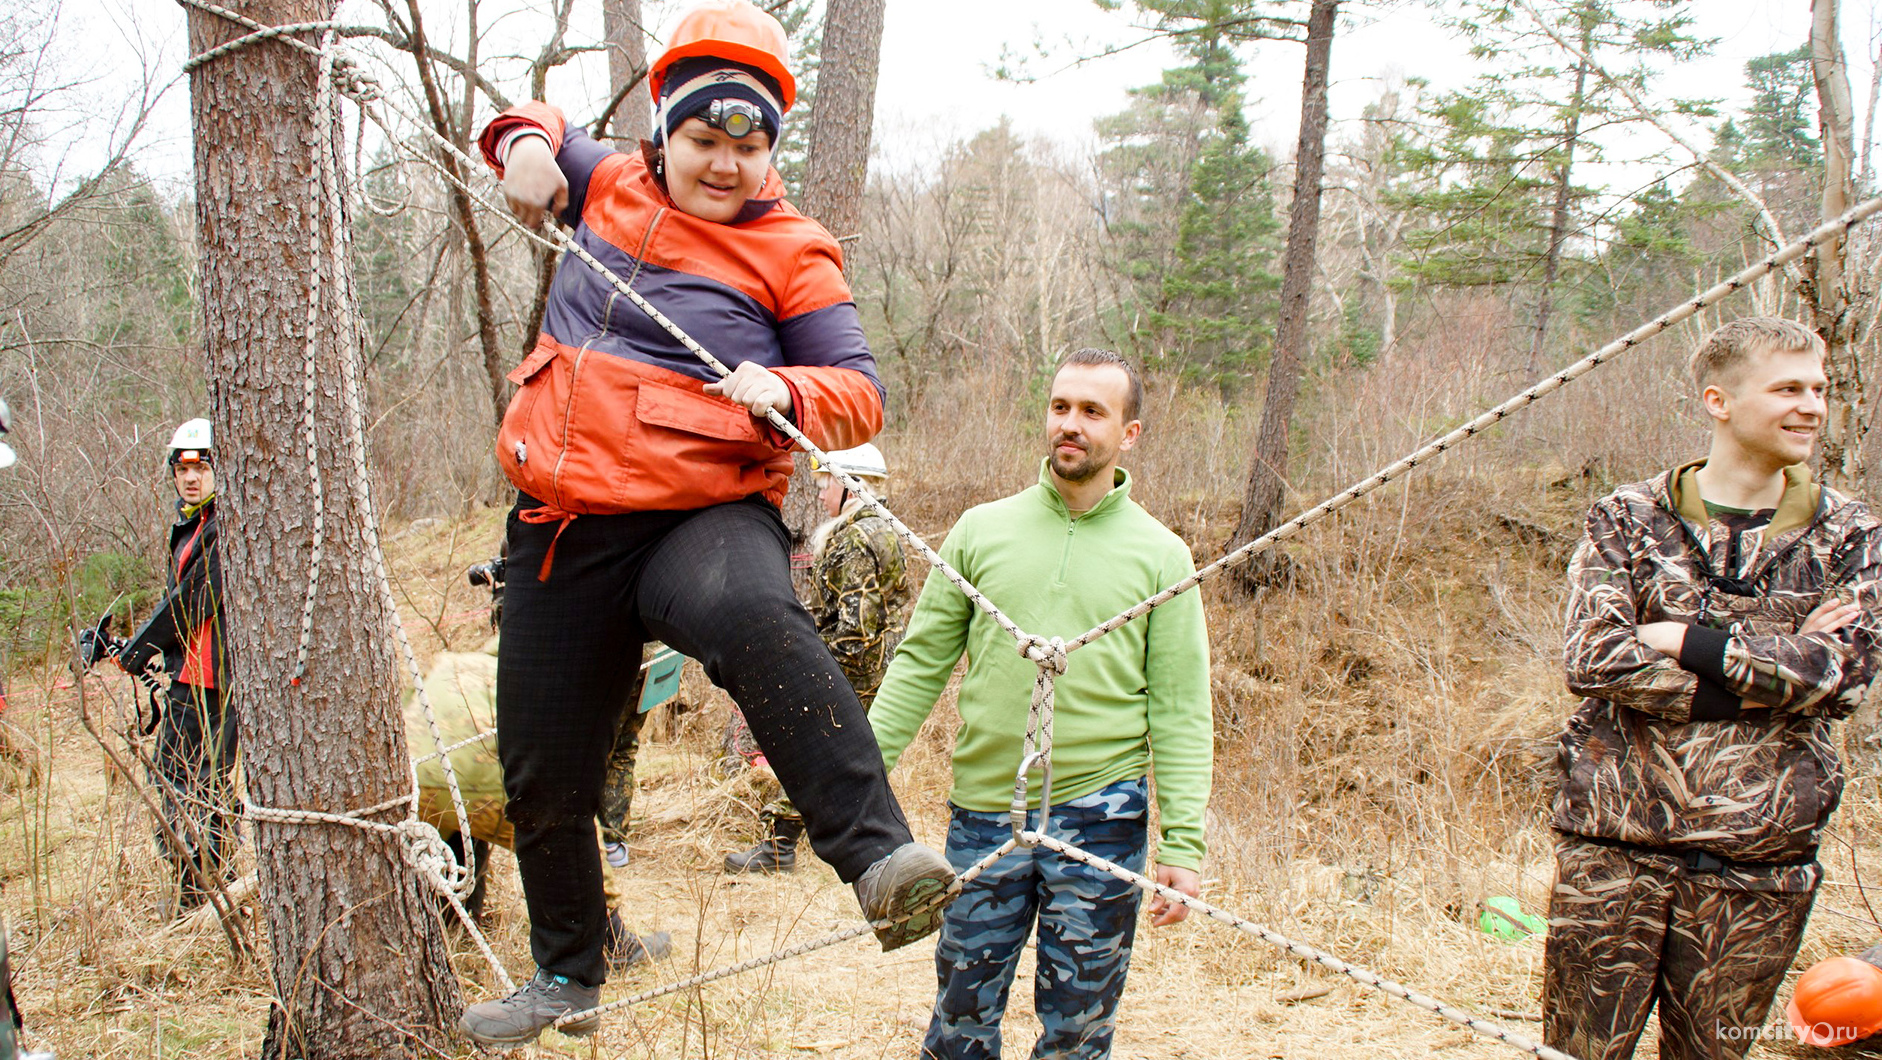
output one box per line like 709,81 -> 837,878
1546,316 -> 1882,1060
724,443 -> 912,872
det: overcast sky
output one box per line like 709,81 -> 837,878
34,0 -> 1882,198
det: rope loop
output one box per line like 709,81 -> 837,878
330,55 -> 382,103
396,818 -> 473,900
1017,634 -> 1068,674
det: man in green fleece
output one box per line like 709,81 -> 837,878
869,347 -> 1212,1060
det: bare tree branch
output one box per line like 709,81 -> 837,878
1506,0 -> 1798,283
335,24 -> 511,110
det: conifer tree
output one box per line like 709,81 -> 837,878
1394,0 -> 1706,370
1096,6 -> 1280,388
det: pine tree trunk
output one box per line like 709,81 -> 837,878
1529,14 -> 1594,375
1810,0 -> 1863,489
603,0 -> 653,145
1226,0 -> 1336,587
785,0 -> 887,547
184,3 -> 465,1054
800,0 -> 885,246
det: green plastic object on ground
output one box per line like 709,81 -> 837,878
1478,896 -> 1547,941
638,647 -> 684,714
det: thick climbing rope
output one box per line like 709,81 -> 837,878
174,0 -> 1063,676
190,14 -> 501,987
289,33 -> 331,688
321,28 -> 502,985
1065,198 -> 1882,654
171,4 -> 1882,1054
1026,831 -> 1577,1060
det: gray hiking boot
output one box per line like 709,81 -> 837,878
459,970 -> 601,1048
853,842 -> 956,951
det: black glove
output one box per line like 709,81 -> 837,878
77,628 -> 110,668
118,640 -> 161,676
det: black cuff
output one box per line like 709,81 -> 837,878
1678,623 -> 1733,687
1689,677 -> 1743,722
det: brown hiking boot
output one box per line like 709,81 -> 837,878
853,842 -> 956,951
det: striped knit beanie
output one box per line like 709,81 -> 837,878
657,57 -> 785,145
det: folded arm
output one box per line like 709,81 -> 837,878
1562,502 -> 1713,722
1679,529 -> 1882,718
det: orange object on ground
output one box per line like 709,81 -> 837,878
1787,956 -> 1882,1047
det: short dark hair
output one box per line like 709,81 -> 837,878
1057,348 -> 1143,422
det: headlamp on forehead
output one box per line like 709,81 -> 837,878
705,98 -> 768,139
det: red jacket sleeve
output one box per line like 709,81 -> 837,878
477,102 -> 568,176
773,366 -> 884,453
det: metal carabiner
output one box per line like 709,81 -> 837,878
1009,749 -> 1053,846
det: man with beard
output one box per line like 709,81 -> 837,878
868,348 -> 1213,1060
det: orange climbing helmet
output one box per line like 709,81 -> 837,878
1787,956 -> 1882,1047
649,0 -> 796,112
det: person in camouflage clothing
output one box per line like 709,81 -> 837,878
408,634 -> 670,970
1546,317 -> 1882,1060
724,443 -> 911,872
598,650 -> 653,868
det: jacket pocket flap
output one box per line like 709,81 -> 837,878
636,379 -> 763,443
506,342 -> 558,386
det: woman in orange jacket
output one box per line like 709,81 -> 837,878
458,3 -> 953,1047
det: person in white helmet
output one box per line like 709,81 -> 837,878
0,397 -> 15,470
723,443 -> 911,872
115,418 -> 240,913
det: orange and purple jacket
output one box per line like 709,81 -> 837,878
478,104 -> 884,572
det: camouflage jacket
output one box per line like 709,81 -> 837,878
1555,461 -> 1882,890
807,505 -> 911,704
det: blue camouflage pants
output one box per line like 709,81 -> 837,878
924,777 -> 1148,1060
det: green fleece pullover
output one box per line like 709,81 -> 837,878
869,462 -> 1213,870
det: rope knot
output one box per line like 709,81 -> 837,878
396,819 -> 472,900
330,57 -> 380,102
1018,634 -> 1068,675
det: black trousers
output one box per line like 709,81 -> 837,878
498,494 -> 913,986
151,681 -> 240,897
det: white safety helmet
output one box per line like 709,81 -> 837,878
168,417 -> 214,467
0,397 -> 14,470
812,443 -> 888,481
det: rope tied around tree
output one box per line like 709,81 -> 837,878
180,4 -> 500,984
172,2 -> 1882,1054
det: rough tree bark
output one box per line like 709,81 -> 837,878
783,0 -> 888,548
184,2 -> 464,1055
800,0 -> 885,246
1809,0 -> 1863,488
1225,0 -> 1336,587
1528,12 -> 1594,375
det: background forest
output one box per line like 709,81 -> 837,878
6,0 -> 1882,1057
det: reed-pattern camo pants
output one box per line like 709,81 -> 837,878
1543,837 -> 1816,1060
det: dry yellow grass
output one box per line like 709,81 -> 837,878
8,339 -> 1882,1058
